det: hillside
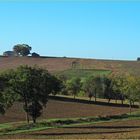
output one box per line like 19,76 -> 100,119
0,56 -> 140,75
0,96 -> 137,123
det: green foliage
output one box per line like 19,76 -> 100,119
103,76 -> 115,102
50,75 -> 63,96
0,71 -> 16,115
13,44 -> 32,56
82,75 -> 103,101
9,65 -> 62,123
66,77 -> 81,98
32,52 -> 40,57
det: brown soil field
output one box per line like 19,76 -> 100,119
0,98 -> 137,123
1,119 -> 140,139
0,56 -> 140,75
27,119 -> 140,139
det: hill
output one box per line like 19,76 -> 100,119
0,56 -> 140,75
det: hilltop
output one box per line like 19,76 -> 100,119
0,56 -> 140,75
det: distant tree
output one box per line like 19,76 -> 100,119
83,77 -> 94,101
57,75 -> 68,95
112,75 -> 126,104
121,75 -> 140,114
103,76 -> 114,103
3,51 -> 16,57
13,44 -> 32,56
93,76 -> 103,102
57,74 -> 67,84
83,76 -> 102,102
10,65 -> 61,123
32,52 -> 40,57
50,75 -> 63,96
66,77 -> 81,99
71,60 -> 79,69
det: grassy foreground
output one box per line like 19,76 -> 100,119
0,110 -> 140,136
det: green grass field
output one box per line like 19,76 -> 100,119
56,69 -> 111,80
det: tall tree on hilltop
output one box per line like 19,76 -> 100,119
13,44 -> 32,56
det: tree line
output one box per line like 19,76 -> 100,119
58,73 -> 140,114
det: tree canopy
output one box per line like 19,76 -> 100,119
13,44 -> 32,56
7,65 -> 62,123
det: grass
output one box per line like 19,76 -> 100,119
56,68 -> 111,80
0,124 -> 12,130
0,110 -> 140,136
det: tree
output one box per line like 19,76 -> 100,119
83,75 -> 102,102
0,76 -> 8,115
121,75 -> 140,114
28,102 -> 43,123
10,65 -> 62,123
32,52 -> 40,57
103,76 -> 114,103
83,77 -> 94,101
50,75 -> 63,96
66,77 -> 81,99
0,71 -> 16,115
13,44 -> 32,56
111,75 -> 126,104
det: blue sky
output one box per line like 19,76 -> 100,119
0,0 -> 140,60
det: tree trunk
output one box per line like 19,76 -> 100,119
24,95 -> 29,124
33,118 -> 36,124
108,98 -> 110,103
95,89 -> 97,102
121,99 -> 124,105
74,94 -> 76,99
25,103 -> 29,124
132,101 -> 135,106
129,100 -> 132,115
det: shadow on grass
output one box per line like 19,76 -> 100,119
31,130 -> 131,136
63,125 -> 140,129
49,96 -> 139,108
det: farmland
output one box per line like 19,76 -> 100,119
0,96 -> 136,123
0,96 -> 139,139
2,119 -> 140,139
0,56 -> 140,76
1,56 -> 140,139
11,119 -> 140,139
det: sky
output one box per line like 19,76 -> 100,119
0,0 -> 140,60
